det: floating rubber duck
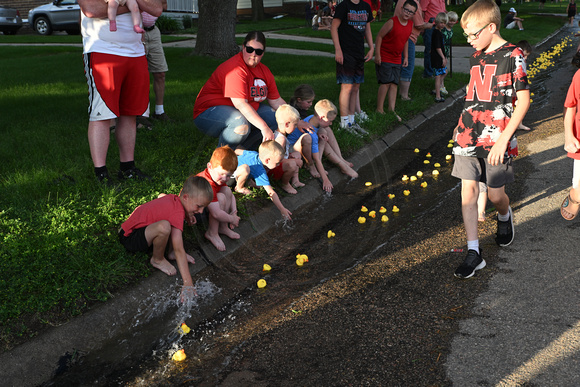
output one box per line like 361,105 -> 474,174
381,215 -> 389,222
434,163 -> 441,168
410,176 -> 417,182
379,206 -> 387,213
446,155 -> 452,160
263,264 -> 272,272
358,216 -> 366,224
449,139 -> 454,143
361,206 -> 368,212
300,254 -> 309,262
416,171 -> 423,177
414,148 -> 420,153
426,153 -> 432,158
296,257 -> 304,267
447,143 -> 453,148
179,322 -> 191,335
421,182 -> 428,188
369,211 -> 376,218
402,175 -> 409,181
327,230 -> 336,238
172,349 -> 186,362
365,182 -> 372,186
404,190 -> 410,196
257,279 -> 267,288
392,206 -> 400,213
432,170 -> 440,176
423,160 -> 430,164
388,194 -> 395,199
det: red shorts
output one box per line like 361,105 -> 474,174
84,52 -> 149,121
267,163 -> 285,181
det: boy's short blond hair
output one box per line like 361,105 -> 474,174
209,145 -> 238,172
258,140 -> 285,159
461,0 -> 500,29
275,104 -> 300,124
314,99 -> 338,119
435,12 -> 448,24
447,11 -> 458,23
181,175 -> 213,202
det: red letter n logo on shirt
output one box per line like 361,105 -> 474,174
466,64 -> 497,102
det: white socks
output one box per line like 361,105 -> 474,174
467,240 -> 479,254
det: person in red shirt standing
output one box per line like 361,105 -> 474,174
374,0 -> 416,121
561,69 -> 580,220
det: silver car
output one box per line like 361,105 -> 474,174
29,0 -> 80,35
0,5 -> 23,35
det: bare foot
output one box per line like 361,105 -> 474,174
341,164 -> 359,179
518,123 -> 531,131
150,257 -> 177,276
392,111 -> 402,122
342,158 -> 354,168
376,109 -> 385,114
219,225 -> 241,240
478,211 -> 486,222
235,186 -> 252,195
281,183 -> 298,194
292,180 -> 306,188
308,164 -> 321,178
167,251 -> 195,264
205,232 -> 226,251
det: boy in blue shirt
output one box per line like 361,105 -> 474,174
234,140 -> 292,220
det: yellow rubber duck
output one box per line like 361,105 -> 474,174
365,182 -> 372,186
300,254 -> 309,262
263,264 -> 272,272
358,216 -> 367,224
296,257 -> 304,267
446,155 -> 452,160
421,182 -> 428,188
327,230 -> 336,238
257,279 -> 267,288
402,175 -> 409,181
410,176 -> 417,182
361,206 -> 368,212
404,190 -> 410,196
379,206 -> 387,213
179,322 -> 191,335
423,160 -> 430,164
369,211 -> 376,218
414,148 -> 420,153
392,206 -> 400,213
381,215 -> 389,222
434,163 -> 441,168
388,194 -> 395,199
432,170 -> 440,176
447,143 -> 453,148
426,153 -> 432,158
449,139 -> 454,143
416,171 -> 423,177
172,349 -> 186,362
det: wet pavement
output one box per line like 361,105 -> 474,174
4,25 -> 580,387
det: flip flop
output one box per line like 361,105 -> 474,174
561,193 -> 580,220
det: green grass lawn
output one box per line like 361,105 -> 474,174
0,4 -> 565,350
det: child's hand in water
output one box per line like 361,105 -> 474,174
180,285 -> 197,303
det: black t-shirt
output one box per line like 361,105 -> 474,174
334,0 -> 373,59
503,13 -> 514,28
431,28 -> 445,69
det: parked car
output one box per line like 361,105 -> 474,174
0,5 -> 23,35
29,0 -> 80,35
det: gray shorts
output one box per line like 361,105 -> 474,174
375,62 -> 401,85
452,155 -> 514,188
143,26 -> 168,73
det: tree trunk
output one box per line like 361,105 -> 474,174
251,0 -> 265,21
194,0 -> 239,58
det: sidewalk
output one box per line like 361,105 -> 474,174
165,32 -> 475,74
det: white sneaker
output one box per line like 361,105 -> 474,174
349,122 -> 368,135
340,123 -> 362,137
355,110 -> 369,122
440,86 -> 448,95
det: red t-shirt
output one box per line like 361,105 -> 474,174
197,168 -> 221,202
380,16 -> 413,64
121,194 -> 185,236
565,69 -> 580,160
193,52 -> 280,118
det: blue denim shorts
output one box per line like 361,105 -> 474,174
336,53 -> 365,84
